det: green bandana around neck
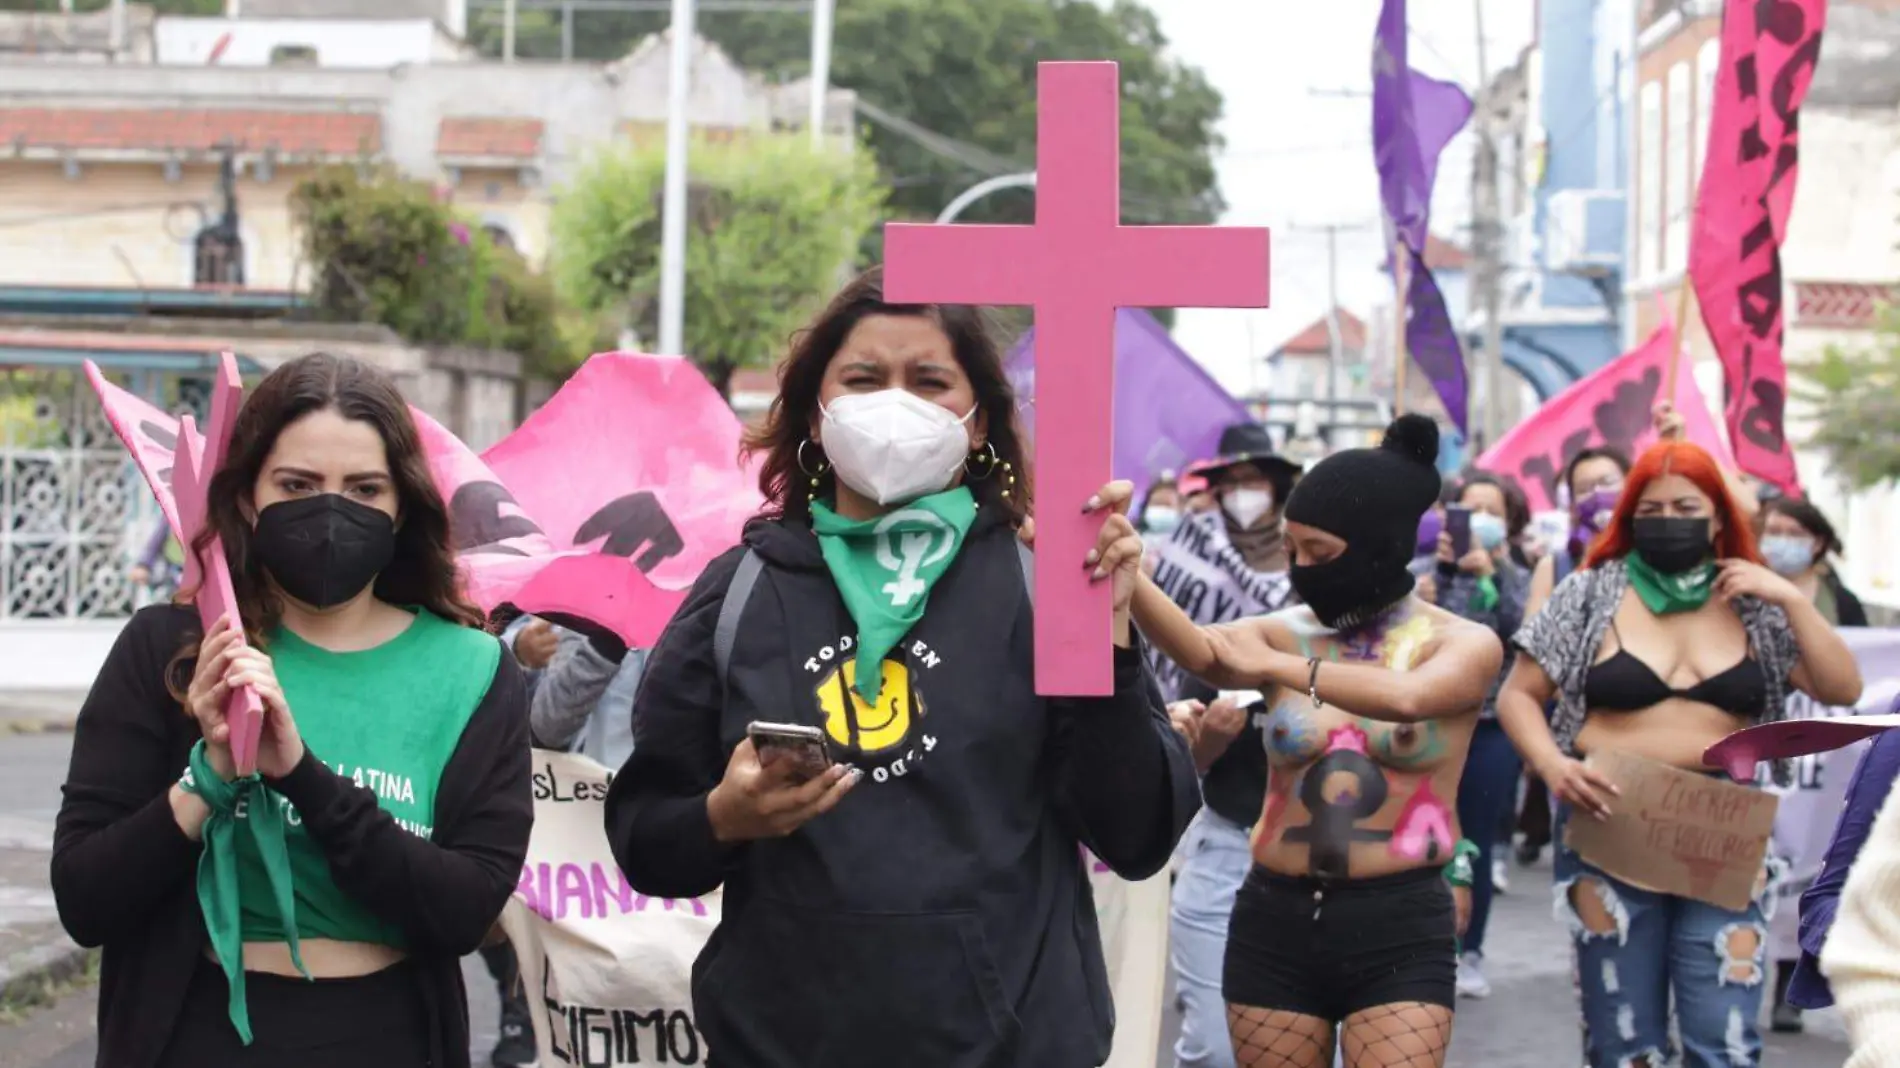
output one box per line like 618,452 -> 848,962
1625,553 -> 1717,615
178,740 -> 308,1044
810,487 -> 977,703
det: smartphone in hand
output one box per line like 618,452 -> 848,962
1445,505 -> 1472,559
746,721 -> 832,784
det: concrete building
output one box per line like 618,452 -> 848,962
1629,0 -> 1900,611
1476,0 -> 1634,404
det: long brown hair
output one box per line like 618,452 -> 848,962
745,267 -> 1033,526
168,352 -> 479,696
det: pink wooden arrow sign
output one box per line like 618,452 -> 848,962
882,61 -> 1271,696
1703,714 -> 1900,783
172,353 -> 266,776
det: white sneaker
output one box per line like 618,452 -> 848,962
1456,951 -> 1493,999
1491,857 -> 1510,894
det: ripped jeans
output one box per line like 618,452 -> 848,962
1554,807 -> 1776,1068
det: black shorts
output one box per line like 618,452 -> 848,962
1223,865 -> 1456,1020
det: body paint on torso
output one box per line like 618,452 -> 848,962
1257,604 -> 1460,876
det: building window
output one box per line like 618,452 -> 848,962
193,225 -> 244,286
270,44 -> 319,67
1638,79 -> 1663,277
1665,62 -> 1691,273
482,223 -> 515,251
1695,38 -> 1720,186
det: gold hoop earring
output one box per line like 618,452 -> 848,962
966,441 -> 1001,480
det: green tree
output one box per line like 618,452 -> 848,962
1792,307 -> 1900,489
292,166 -> 582,380
471,0 -> 1225,227
550,133 -> 884,396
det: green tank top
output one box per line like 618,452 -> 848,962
230,609 -> 499,946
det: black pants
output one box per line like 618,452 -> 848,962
158,955 -> 433,1067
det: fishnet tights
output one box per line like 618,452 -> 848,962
1228,1002 -> 1454,1068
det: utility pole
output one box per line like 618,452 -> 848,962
1471,0 -> 1509,451
503,0 -> 517,62
1286,221 -> 1374,428
657,0 -> 695,356
808,0 -> 834,149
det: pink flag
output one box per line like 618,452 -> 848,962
1686,0 -> 1825,494
84,366 -> 186,542
1477,319 -> 1731,513
91,352 -> 761,652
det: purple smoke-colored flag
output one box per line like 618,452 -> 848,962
1372,0 -> 1473,434
1006,308 -> 1250,493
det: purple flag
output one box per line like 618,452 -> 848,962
1005,308 -> 1250,492
1372,0 -> 1474,434
1403,244 -> 1467,433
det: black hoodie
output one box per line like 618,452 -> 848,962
605,507 -> 1199,1068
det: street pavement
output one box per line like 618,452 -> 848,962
0,725 -> 1858,1067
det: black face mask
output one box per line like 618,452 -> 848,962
253,495 -> 397,609
1631,515 -> 1713,575
1288,534 -> 1416,631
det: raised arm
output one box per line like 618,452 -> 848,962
1714,561 -> 1862,707
1281,620 -> 1502,724
1129,572 -> 1290,690
530,629 -> 622,751
52,608 -> 204,948
270,650 -> 533,956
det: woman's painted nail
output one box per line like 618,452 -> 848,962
1083,497 -> 1101,512
1091,566 -> 1108,581
846,768 -> 864,784
1084,549 -> 1100,565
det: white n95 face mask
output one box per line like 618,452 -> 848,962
820,389 -> 976,506
1221,487 -> 1275,530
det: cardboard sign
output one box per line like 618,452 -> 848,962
1565,749 -> 1779,911
882,61 -> 1271,697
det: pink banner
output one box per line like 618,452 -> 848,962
1686,0 -> 1825,494
92,353 -> 760,651
1477,318 -> 1731,513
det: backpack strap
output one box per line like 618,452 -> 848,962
714,549 -> 764,700
1015,538 -> 1034,604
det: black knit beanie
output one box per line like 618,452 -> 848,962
1283,414 -> 1442,628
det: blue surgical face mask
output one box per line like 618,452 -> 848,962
1761,534 -> 1817,577
1144,506 -> 1182,535
1471,512 -> 1509,552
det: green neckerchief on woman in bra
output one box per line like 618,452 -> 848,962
811,487 -> 977,703
1625,552 -> 1717,615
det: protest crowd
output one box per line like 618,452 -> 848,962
33,3 -> 1900,1068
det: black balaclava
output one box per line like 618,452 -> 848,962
1282,414 -> 1442,630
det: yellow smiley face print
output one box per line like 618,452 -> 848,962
815,659 -> 915,755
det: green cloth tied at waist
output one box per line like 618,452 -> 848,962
177,739 -> 308,1044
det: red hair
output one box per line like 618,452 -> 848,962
1583,441 -> 1762,568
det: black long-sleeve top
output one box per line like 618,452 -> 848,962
605,513 -> 1200,1068
51,605 -> 531,1068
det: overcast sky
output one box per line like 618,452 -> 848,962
1139,0 -> 1534,396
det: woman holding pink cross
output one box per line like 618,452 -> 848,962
53,353 -> 532,1068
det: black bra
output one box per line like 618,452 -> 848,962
1583,622 -> 1766,718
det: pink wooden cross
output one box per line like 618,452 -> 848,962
882,61 -> 1271,696
173,353 -> 266,775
